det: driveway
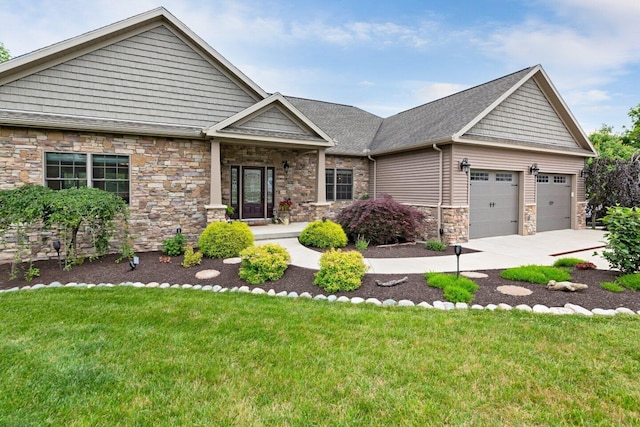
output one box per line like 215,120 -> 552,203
266,229 -> 611,274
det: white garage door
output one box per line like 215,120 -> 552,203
469,171 -> 519,239
537,174 -> 571,232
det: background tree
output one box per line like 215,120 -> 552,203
0,42 -> 10,63
623,104 -> 640,149
588,125 -> 635,162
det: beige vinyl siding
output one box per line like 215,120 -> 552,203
450,144 -> 585,206
374,148 -> 440,205
235,106 -> 311,135
0,25 -> 257,126
465,79 -> 578,149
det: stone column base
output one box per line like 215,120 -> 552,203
205,205 -> 227,223
309,202 -> 333,221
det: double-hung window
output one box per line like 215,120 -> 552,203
326,168 -> 353,201
45,152 -> 130,203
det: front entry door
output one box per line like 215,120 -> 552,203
242,167 -> 264,218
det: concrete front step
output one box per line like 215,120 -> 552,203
250,222 -> 308,241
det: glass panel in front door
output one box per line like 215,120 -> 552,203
243,169 -> 262,204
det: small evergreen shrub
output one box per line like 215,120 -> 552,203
181,245 -> 203,268
162,232 -> 187,256
500,265 -> 571,284
553,257 -> 586,268
238,243 -> 291,285
425,273 -> 479,303
239,244 -> 291,285
336,195 -> 426,245
602,206 -> 640,274
615,273 -> 640,291
425,240 -> 446,251
601,282 -> 625,293
298,219 -> 347,249
314,249 -> 367,293
198,221 -> 254,258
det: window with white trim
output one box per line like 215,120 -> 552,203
326,168 -> 353,201
45,152 -> 130,203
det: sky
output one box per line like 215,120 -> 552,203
1,0 -> 640,134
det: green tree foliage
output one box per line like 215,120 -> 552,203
0,185 -> 132,272
623,104 -> 640,149
0,42 -> 10,63
588,126 -> 635,161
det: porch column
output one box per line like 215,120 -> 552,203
210,140 -> 222,205
316,148 -> 326,203
205,139 -> 226,222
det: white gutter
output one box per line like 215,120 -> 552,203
432,144 -> 443,241
364,149 -> 376,199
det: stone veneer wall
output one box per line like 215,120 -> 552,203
0,126 -> 211,261
524,204 -> 536,235
322,155 -> 370,218
576,201 -> 587,229
441,206 -> 469,243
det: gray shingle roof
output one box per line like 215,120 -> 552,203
286,67 -> 535,156
369,67 -> 535,154
285,96 -> 383,155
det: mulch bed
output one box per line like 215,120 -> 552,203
1,246 -> 638,311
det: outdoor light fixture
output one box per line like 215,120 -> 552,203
282,160 -> 290,175
53,240 -> 62,271
129,256 -> 140,271
580,168 -> 588,178
176,227 -> 182,234
529,163 -> 540,175
454,245 -> 462,278
459,158 -> 471,174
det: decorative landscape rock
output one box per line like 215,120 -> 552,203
460,271 -> 489,279
496,285 -> 533,296
223,257 -> 242,264
375,277 -> 408,287
195,269 -> 220,280
546,280 -> 588,292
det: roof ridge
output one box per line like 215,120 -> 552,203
386,66 -> 537,119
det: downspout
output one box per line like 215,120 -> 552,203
432,144 -> 443,241
364,149 -> 376,199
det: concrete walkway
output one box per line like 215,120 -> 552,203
260,228 -> 611,274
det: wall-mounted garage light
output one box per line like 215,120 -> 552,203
282,160 -> 290,175
529,163 -> 540,175
580,168 -> 588,178
459,158 -> 471,174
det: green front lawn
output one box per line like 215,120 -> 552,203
1,288 -> 640,426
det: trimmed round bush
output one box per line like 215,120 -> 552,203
314,249 -> 367,293
197,221 -> 254,258
239,243 -> 291,285
298,219 -> 347,249
336,195 -> 426,245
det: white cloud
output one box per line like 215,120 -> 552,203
564,89 -> 611,106
358,81 -> 375,87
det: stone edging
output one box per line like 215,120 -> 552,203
1,281 -> 638,317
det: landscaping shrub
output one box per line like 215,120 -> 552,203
181,245 -> 203,268
575,262 -> 597,270
162,232 -> 187,256
425,272 -> 479,303
355,236 -> 369,252
239,243 -> 291,285
314,249 -> 367,292
198,221 -> 254,258
298,219 -> 347,249
553,257 -> 586,268
602,206 -> 640,274
425,240 -> 446,251
335,195 -> 426,245
499,265 -> 571,284
601,282 -> 625,293
615,273 -> 640,291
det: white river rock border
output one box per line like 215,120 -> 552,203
1,281 -> 638,317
